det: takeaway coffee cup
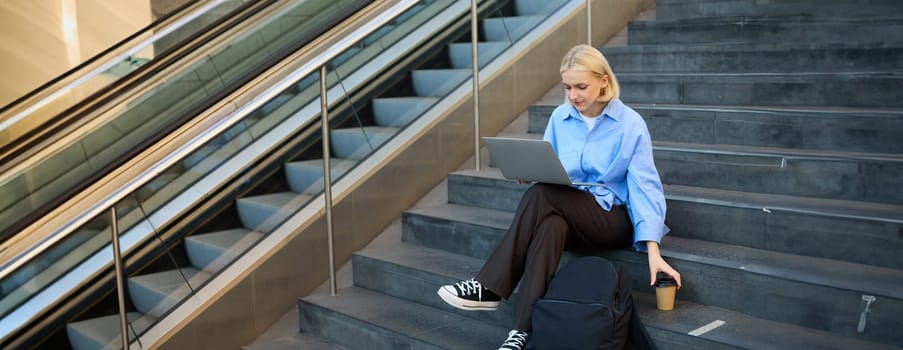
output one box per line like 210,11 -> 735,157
654,275 -> 677,311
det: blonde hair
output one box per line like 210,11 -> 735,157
559,44 -> 620,103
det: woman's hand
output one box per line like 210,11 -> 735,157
646,241 -> 682,289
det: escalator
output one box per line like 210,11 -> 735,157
0,0 -> 569,348
0,0 -> 368,242
0,0 -> 377,347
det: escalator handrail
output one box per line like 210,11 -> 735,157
0,0 -> 419,290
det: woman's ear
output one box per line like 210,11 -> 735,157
599,74 -> 610,96
597,74 -> 611,100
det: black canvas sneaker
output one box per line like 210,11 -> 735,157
498,330 -> 529,350
437,278 -> 501,310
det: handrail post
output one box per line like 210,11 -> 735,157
111,206 -> 129,349
471,0 -> 481,171
586,0 -> 592,45
320,66 -> 337,296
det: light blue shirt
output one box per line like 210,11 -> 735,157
543,98 -> 669,251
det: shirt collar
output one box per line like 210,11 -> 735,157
561,98 -> 624,122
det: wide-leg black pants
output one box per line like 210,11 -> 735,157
475,183 -> 634,332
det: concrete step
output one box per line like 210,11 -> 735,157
329,126 -> 399,160
298,286 -> 509,349
527,106 -> 903,204
411,69 -> 471,97
65,312 -> 157,350
185,228 -> 264,273
236,192 -> 314,232
527,103 -> 903,154
608,237 -> 903,348
444,170 -> 903,269
242,331 -> 346,350
662,184 -> 903,269
627,15 -> 903,46
353,243 -> 512,327
285,158 -> 358,194
353,243 -> 902,349
372,97 -> 439,127
521,108 -> 903,203
616,72 -> 903,108
652,141 -> 903,205
654,0 -> 903,20
399,204 -> 903,346
602,43 -> 903,73
127,267 -> 212,318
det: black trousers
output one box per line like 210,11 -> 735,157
475,183 -> 634,332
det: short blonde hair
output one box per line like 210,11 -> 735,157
559,44 -> 620,102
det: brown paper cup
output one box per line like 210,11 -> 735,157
655,285 -> 676,311
654,277 -> 677,311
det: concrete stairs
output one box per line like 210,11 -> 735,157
296,0 -> 903,349
626,16 -> 903,46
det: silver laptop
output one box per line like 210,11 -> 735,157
483,137 -> 603,186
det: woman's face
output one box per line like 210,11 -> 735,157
561,69 -> 608,116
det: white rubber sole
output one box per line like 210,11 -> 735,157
437,286 -> 500,311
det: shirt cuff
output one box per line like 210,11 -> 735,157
632,220 -> 665,252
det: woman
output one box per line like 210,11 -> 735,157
437,44 -> 682,350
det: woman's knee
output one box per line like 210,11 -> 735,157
536,215 -> 568,243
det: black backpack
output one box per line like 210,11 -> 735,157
526,256 -> 655,350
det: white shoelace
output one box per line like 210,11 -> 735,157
455,278 -> 483,297
499,330 -> 528,350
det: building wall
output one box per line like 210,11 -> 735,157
0,0 -> 177,108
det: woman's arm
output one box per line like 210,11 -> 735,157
646,241 -> 682,288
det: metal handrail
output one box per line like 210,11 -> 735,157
319,65 -> 337,296
471,0 -> 482,171
109,206 -> 128,350
586,0 -> 592,44
0,0 -> 420,287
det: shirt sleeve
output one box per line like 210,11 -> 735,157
542,106 -> 561,144
625,122 -> 669,251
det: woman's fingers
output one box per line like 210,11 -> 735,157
649,255 -> 682,289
